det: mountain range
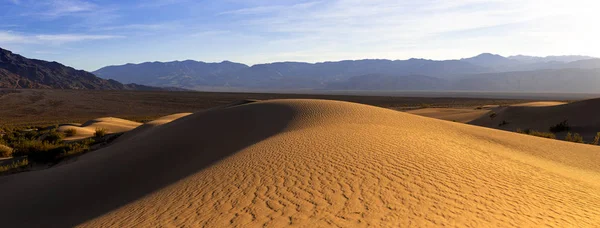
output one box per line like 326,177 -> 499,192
2,46 -> 599,93
0,47 -> 162,90
94,53 -> 600,92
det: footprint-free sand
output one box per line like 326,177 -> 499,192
1,99 -> 599,227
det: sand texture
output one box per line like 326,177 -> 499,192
1,99 -> 600,227
470,99 -> 600,141
57,117 -> 142,140
509,101 -> 567,107
406,108 -> 490,123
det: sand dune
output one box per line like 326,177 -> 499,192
57,117 -> 142,140
406,108 -> 490,123
470,98 -> 600,141
1,99 -> 600,227
510,101 -> 567,107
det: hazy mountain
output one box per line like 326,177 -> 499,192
325,74 -> 447,91
0,47 -> 161,90
461,53 -> 521,68
94,59 -> 487,89
508,55 -> 595,64
452,68 -> 600,93
94,60 -> 249,88
91,52 -> 600,92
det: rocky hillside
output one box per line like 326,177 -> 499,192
0,47 -> 155,90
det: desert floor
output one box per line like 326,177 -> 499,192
0,89 -> 534,127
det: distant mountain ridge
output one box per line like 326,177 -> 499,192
0,47 -> 163,90
93,53 -> 600,92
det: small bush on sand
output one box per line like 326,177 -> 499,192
0,144 -> 13,157
593,132 -> 600,145
44,130 -> 64,143
549,120 -> 570,133
516,128 -> 530,134
565,132 -> 584,143
94,128 -> 107,137
516,129 -> 555,139
64,128 -> 77,137
0,158 -> 28,173
489,112 -> 497,119
498,120 -> 509,127
12,140 -> 60,157
528,131 -> 556,139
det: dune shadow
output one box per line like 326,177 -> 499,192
0,101 -> 296,227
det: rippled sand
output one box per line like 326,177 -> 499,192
1,99 -> 600,227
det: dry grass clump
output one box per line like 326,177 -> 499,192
0,158 -> 28,173
94,128 -> 107,137
565,132 -> 584,143
516,128 -> 556,139
0,144 -> 13,157
549,120 -> 570,133
64,128 -> 77,137
593,132 -> 600,145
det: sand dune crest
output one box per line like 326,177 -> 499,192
1,99 -> 599,227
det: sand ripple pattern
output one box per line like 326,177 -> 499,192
1,100 -> 600,227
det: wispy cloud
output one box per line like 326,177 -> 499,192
0,31 -> 123,44
137,0 -> 190,8
212,0 -> 600,61
219,1 -> 321,15
17,0 -> 98,18
94,23 -> 179,31
0,31 -> 27,43
36,34 -> 123,43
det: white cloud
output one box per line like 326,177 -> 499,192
0,31 -> 28,43
215,0 -> 600,61
35,34 -> 123,43
0,31 -> 123,45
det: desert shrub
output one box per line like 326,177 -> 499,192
64,128 -> 77,137
516,129 -> 555,139
94,128 -> 107,137
489,112 -> 497,119
0,144 -> 13,157
565,132 -> 584,143
44,130 -> 64,143
516,128 -> 531,134
549,120 -> 570,133
11,140 -> 61,157
593,132 -> 600,145
58,140 -> 93,158
527,131 -> 556,139
498,120 -> 509,127
0,158 -> 29,173
419,103 -> 432,108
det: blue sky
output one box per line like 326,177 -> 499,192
1,0 -> 598,71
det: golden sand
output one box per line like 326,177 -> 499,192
406,108 -> 489,123
57,117 -> 141,140
1,99 -> 599,227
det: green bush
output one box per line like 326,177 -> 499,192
565,132 -> 584,143
64,128 -> 77,137
0,144 -> 13,157
550,120 -> 570,133
94,128 -> 107,137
